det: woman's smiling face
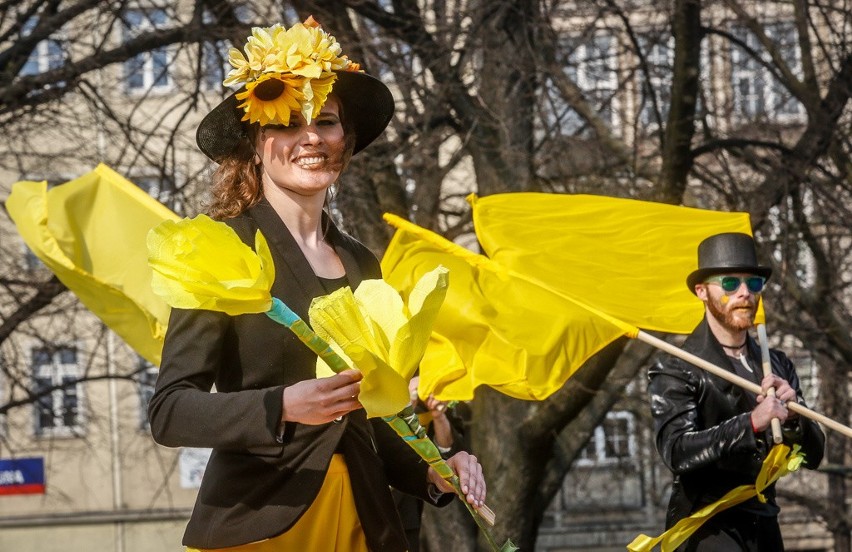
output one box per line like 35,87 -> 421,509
255,97 -> 347,199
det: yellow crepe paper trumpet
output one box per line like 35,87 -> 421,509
309,267 -> 448,418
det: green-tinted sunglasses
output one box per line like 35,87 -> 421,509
704,275 -> 766,294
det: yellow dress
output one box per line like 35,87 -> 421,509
187,454 -> 370,552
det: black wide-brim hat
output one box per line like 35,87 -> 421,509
686,232 -> 772,294
196,71 -> 394,162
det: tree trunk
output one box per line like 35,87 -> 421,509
658,0 -> 701,203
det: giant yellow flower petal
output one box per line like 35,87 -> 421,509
147,215 -> 274,316
390,266 -> 449,381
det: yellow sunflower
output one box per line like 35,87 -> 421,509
236,73 -> 305,126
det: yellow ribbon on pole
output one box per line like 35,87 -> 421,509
627,445 -> 805,552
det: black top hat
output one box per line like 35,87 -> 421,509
686,232 -> 772,294
196,70 -> 394,163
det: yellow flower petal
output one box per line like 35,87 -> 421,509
310,286 -> 410,417
390,267 -> 449,381
147,215 -> 274,316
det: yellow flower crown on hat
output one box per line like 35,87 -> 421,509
222,17 -> 362,126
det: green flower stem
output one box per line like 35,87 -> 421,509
266,297 -> 348,372
385,405 -> 512,551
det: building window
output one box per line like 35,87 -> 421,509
20,18 -> 64,76
576,411 -> 635,466
201,40 -> 229,90
543,33 -> 619,137
136,358 -> 158,431
122,9 -> 172,93
730,22 -> 804,122
199,8 -> 231,91
637,35 -> 673,130
32,346 -> 84,437
567,34 -> 619,134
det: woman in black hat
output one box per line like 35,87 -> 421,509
148,19 -> 485,552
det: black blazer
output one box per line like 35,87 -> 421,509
648,317 -> 825,527
148,199 -> 448,550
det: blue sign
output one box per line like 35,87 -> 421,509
0,457 -> 45,495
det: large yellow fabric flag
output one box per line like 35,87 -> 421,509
7,164 -> 177,366
471,193 -> 761,333
381,193 -> 758,401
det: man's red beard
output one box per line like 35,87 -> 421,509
706,294 -> 757,331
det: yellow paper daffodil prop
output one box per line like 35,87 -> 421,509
310,269 -> 516,550
147,214 -> 344,370
627,444 -> 805,551
309,267 -> 448,418
147,214 -> 274,314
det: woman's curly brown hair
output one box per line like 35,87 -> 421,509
206,124 -> 262,220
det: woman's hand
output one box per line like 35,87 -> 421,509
428,451 -> 486,508
282,369 -> 363,425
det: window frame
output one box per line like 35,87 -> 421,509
31,345 -> 86,438
19,17 -> 65,76
122,8 -> 173,94
729,22 -> 804,123
575,410 -> 636,467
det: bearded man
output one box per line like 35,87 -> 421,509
648,232 -> 825,551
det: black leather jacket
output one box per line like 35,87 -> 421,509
648,318 -> 825,527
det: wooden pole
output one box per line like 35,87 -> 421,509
636,330 -> 852,440
757,324 -> 784,444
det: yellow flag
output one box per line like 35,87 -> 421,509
470,193 -> 761,333
382,214 -> 629,401
7,164 -> 178,366
381,193 -> 759,401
